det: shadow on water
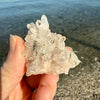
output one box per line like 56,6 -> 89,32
67,37 -> 100,51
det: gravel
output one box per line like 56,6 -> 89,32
54,61 -> 100,100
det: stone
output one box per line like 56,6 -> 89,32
24,15 -> 81,76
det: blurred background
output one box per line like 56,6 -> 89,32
0,0 -> 100,99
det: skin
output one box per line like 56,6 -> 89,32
0,35 -> 59,100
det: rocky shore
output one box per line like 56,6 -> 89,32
54,60 -> 100,100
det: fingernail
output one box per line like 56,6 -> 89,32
9,34 -> 16,52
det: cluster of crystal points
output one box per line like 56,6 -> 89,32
24,15 -> 80,76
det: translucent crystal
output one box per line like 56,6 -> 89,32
24,15 -> 81,76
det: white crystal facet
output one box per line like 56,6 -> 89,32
24,15 -> 81,76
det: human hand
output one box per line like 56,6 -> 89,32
0,35 -> 59,100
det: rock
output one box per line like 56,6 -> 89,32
24,15 -> 81,76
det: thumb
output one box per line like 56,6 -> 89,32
1,35 -> 26,99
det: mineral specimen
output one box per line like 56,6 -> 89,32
24,15 -> 81,76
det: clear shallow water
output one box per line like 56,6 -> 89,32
0,0 -> 100,35
0,0 -> 100,19
0,0 -> 100,64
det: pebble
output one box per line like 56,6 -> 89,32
54,64 -> 100,100
94,57 -> 97,61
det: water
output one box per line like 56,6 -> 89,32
0,0 -> 100,35
0,0 -> 100,64
0,0 -> 100,19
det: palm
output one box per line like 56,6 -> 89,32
8,75 -> 40,100
8,74 -> 58,100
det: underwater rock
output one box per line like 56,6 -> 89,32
24,15 -> 81,76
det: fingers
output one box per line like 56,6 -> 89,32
1,35 -> 26,99
31,74 -> 59,100
8,79 -> 32,100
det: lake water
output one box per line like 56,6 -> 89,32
0,0 -> 100,19
0,0 -> 100,35
0,0 -> 100,67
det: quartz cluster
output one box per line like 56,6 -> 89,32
24,15 -> 80,76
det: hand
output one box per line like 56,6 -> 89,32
0,35 -> 59,100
